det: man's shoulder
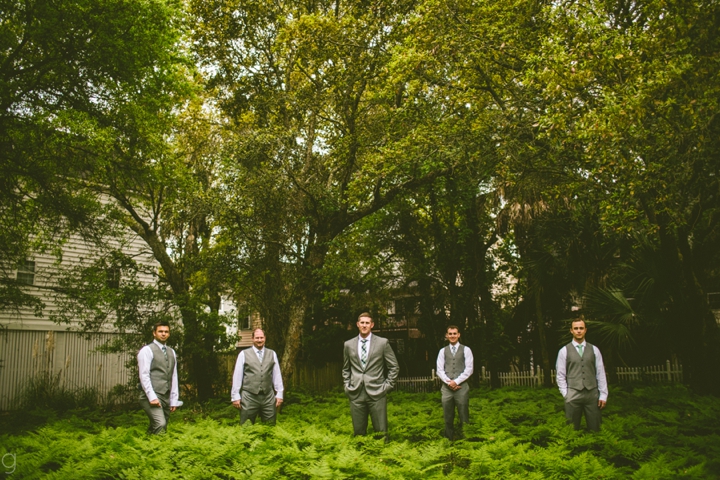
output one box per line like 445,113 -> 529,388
142,342 -> 161,352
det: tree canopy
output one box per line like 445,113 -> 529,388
3,0 -> 720,396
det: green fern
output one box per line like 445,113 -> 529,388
2,386 -> 719,478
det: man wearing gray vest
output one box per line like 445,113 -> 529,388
556,318 -> 608,431
231,328 -> 284,425
138,321 -> 182,434
436,325 -> 474,440
343,312 -> 399,439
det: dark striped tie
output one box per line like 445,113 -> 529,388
361,339 -> 368,368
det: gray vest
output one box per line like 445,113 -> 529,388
148,342 -> 175,396
565,342 -> 597,391
443,344 -> 466,380
242,348 -> 275,395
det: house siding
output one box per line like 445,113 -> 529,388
0,224 -> 158,410
0,230 -> 158,331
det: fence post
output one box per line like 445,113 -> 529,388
666,360 -> 671,382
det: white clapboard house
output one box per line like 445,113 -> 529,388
0,228 -> 160,410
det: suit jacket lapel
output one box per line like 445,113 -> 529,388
350,338 -> 361,369
366,336 -> 379,368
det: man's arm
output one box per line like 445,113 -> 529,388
138,346 -> 159,405
556,347 -> 568,398
272,351 -> 284,407
169,349 -> 182,411
230,351 -> 246,407
383,340 -> 399,387
454,347 -> 474,386
436,348 -> 450,384
342,342 -> 352,388
594,346 -> 608,407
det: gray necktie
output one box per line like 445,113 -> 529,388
577,344 -> 584,357
451,345 -> 457,356
257,349 -> 264,363
161,345 -> 168,360
361,339 -> 368,368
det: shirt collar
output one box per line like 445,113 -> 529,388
572,340 -> 586,347
253,346 -> 264,354
359,333 -> 373,342
153,340 -> 166,348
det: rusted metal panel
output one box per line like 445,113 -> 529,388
0,330 -> 132,410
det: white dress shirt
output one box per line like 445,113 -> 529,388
556,340 -> 609,401
230,347 -> 284,402
436,343 -> 474,385
137,340 -> 182,407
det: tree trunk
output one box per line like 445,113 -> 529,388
534,291 -> 552,388
666,228 -> 720,394
280,304 -> 305,388
120,205 -> 217,400
177,304 -> 215,401
278,238 -> 329,387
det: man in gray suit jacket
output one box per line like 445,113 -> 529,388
343,312 -> 399,438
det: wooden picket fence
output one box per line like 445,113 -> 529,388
395,375 -> 439,393
616,360 -> 683,384
220,354 -> 683,393
496,366 -> 556,388
291,362 -> 342,392
493,360 -> 683,388
395,368 -> 491,392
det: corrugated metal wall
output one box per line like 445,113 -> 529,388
0,330 -> 132,410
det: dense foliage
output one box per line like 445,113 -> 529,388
3,0 -> 720,397
2,386 -> 719,478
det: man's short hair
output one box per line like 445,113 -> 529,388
570,318 -> 586,328
152,321 -> 170,332
357,312 -> 372,321
252,328 -> 265,338
446,325 -> 460,333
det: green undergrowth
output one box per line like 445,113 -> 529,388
1,385 -> 719,479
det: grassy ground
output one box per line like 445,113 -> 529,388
1,385 -> 719,479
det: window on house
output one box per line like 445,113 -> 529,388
239,315 -> 252,330
709,292 -> 720,310
106,266 -> 121,289
16,260 -> 35,285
